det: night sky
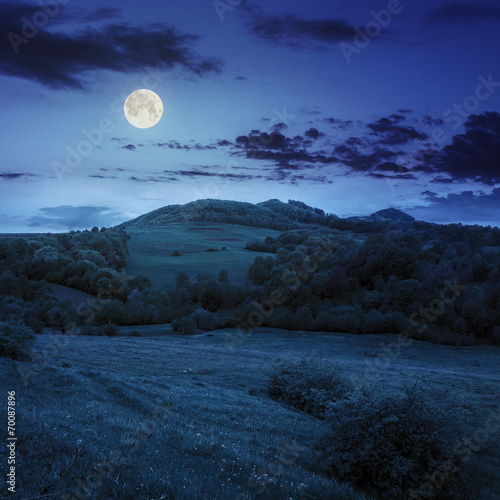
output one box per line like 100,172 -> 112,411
1,0 -> 500,232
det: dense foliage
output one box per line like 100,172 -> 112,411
268,358 -> 484,499
243,221 -> 500,345
0,228 -> 176,332
0,320 -> 35,360
268,357 -> 353,418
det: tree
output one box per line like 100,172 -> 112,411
176,272 -> 189,288
294,306 -> 314,331
47,302 -> 73,333
218,269 -> 229,283
0,320 -> 35,360
198,278 -> 222,312
172,316 -> 196,334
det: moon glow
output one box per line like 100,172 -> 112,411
124,89 -> 163,129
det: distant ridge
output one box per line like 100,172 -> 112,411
118,199 -> 336,231
370,208 -> 415,222
118,199 -> 415,231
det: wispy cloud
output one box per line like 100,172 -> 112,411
0,172 -> 37,181
0,2 -> 222,89
425,2 -> 500,25
241,3 -> 361,49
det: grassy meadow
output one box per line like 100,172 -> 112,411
124,223 -> 281,290
3,327 -> 500,499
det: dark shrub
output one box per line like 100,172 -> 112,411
172,250 -> 181,256
0,320 -> 35,360
315,384 -> 476,499
494,326 -> 500,345
191,308 -> 216,330
79,324 -> 95,336
361,309 -> 407,334
172,316 -> 197,334
314,306 -> 365,333
129,330 -> 141,337
100,323 -> 118,337
268,356 -> 353,418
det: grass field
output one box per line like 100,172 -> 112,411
4,328 -> 500,499
123,223 -> 281,291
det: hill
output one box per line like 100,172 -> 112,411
118,199 -> 299,231
118,198 -> 414,232
124,222 -> 281,290
370,208 -> 415,222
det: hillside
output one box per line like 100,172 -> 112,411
118,198 -> 416,232
370,208 -> 416,222
124,222 -> 281,290
118,199 -> 299,231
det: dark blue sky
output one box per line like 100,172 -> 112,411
1,0 -> 500,231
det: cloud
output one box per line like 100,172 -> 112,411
410,188 -> 500,225
324,117 -> 354,129
122,144 -> 136,151
242,4 -> 359,48
425,111 -> 500,184
28,205 -> 126,229
334,143 -> 401,172
425,2 -> 500,25
130,176 -> 179,183
84,7 -> 122,22
153,141 -> 216,151
374,162 -> 409,173
367,117 -> 428,145
127,168 -> 260,184
0,2 -> 222,89
0,172 -> 37,181
305,127 -> 324,140
176,170 -> 257,180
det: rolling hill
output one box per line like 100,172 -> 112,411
118,198 -> 357,231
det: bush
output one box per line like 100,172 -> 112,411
99,323 -> 118,337
361,309 -> 407,334
172,250 -> 181,256
314,306 -> 365,333
315,384 -> 476,499
172,316 -> 197,334
268,356 -> 353,418
0,320 -> 35,360
79,324 -> 95,336
191,308 -> 216,330
129,330 -> 141,337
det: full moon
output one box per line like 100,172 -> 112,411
124,89 -> 163,129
